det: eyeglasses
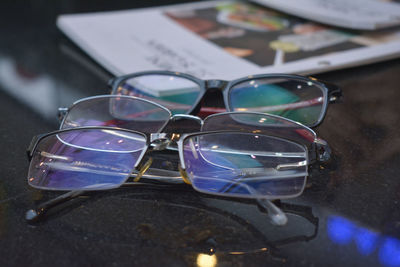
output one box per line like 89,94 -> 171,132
58,95 -> 330,163
109,71 -> 342,127
27,126 -> 309,228
27,127 -> 309,196
27,95 -> 330,224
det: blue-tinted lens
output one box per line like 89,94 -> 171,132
28,128 -> 147,190
61,96 -> 171,134
183,132 -> 308,199
228,77 -> 327,126
114,74 -> 202,115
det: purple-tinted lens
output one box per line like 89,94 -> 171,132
61,96 -> 171,133
182,132 -> 308,199
28,128 -> 147,190
202,112 -> 316,151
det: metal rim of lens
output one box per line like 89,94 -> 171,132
178,130 -> 309,200
28,126 -> 150,191
60,95 -> 173,133
111,71 -> 207,115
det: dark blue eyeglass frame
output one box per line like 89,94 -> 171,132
109,70 -> 342,128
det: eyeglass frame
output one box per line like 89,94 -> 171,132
56,95 -> 329,164
27,125 -> 310,200
108,70 -> 343,127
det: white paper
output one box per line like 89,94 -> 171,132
57,0 -> 400,80
252,0 -> 400,30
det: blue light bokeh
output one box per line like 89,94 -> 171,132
327,215 -> 400,267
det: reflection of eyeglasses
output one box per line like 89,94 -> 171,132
109,71 -> 342,127
26,185 -> 319,258
26,95 -> 330,224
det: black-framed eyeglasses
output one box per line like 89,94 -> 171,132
109,71 -> 342,127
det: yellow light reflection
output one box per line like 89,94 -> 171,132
196,254 -> 217,267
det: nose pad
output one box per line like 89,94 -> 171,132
133,157 -> 153,182
178,165 -> 191,185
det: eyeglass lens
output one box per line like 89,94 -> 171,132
115,74 -> 202,115
61,96 -> 171,134
182,132 -> 308,199
28,128 -> 147,190
228,77 -> 326,126
202,112 -> 316,150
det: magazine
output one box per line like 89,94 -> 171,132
57,0 -> 400,80
252,0 -> 400,30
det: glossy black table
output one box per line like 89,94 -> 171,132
1,1 -> 400,266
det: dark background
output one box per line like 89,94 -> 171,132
1,1 -> 400,266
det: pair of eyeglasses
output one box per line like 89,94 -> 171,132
26,95 -> 329,224
109,71 -> 342,127
57,95 -> 330,163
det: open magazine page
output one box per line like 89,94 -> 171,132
57,0 -> 400,79
251,0 -> 400,30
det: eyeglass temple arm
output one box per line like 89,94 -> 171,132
25,191 -> 287,227
324,81 -> 343,103
139,167 -> 288,226
24,168 -> 185,223
256,198 -> 288,226
25,190 -> 85,223
26,134 -> 45,161
25,168 -> 288,225
266,202 -> 319,247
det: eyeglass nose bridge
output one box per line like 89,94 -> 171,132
149,133 -> 171,150
170,114 -> 203,124
205,79 -> 228,91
